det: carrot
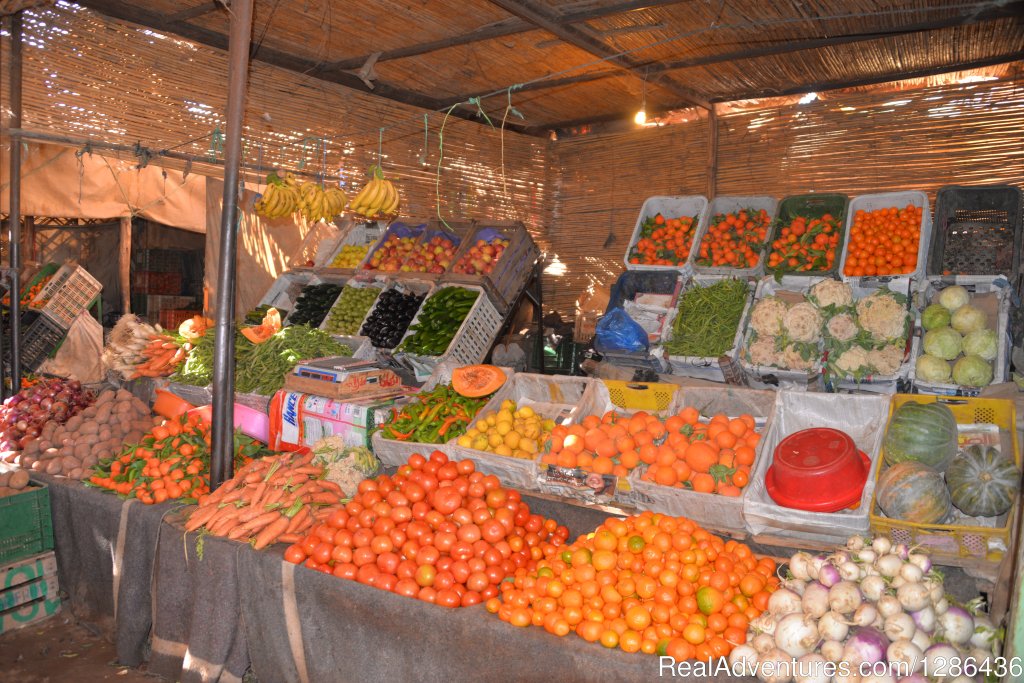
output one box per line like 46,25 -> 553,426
277,533 -> 301,544
185,505 -> 219,532
239,510 -> 281,533
307,492 -> 340,505
262,488 -> 285,509
253,515 -> 289,550
244,471 -> 262,485
208,507 -> 242,535
317,480 -> 342,494
285,506 -> 309,534
289,465 -> 322,476
227,525 -> 251,541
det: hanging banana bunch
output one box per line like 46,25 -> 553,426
298,181 -> 348,223
347,165 -> 401,219
254,171 -> 303,220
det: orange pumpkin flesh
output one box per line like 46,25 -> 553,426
240,307 -> 283,344
452,365 -> 505,397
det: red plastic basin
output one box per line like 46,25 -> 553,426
765,427 -> 870,512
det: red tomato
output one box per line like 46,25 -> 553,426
415,564 -> 437,587
432,488 -> 463,515
394,578 -> 419,598
284,545 -> 307,564
332,562 -> 357,580
435,589 -> 461,608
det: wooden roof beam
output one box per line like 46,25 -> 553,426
484,0 -> 710,109
322,0 -> 693,72
447,1 -> 1024,104
77,1 -> 544,134
164,1 -> 222,24
548,51 -> 1024,132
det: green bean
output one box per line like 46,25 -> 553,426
663,279 -> 748,358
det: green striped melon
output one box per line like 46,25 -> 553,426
877,461 -> 951,524
882,401 -> 958,471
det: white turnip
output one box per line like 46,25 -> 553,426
871,536 -> 892,555
937,606 -> 975,646
860,575 -> 888,603
728,643 -> 759,675
793,653 -> 829,683
842,627 -> 890,667
751,613 -> 779,635
839,562 -> 862,582
851,603 -> 879,627
897,582 -> 931,612
788,551 -> 813,581
877,595 -> 903,619
752,632 -> 776,654
829,581 -> 863,615
883,613 -> 916,641
886,638 -> 923,674
875,553 -> 904,578
801,582 -> 830,618
847,535 -> 866,551
817,563 -> 842,587
910,606 -> 936,634
757,648 -> 794,683
769,588 -> 803,617
970,614 -> 1000,651
924,643 -> 960,678
899,562 -> 923,584
820,639 -> 844,663
910,628 -> 932,653
775,613 -> 820,657
817,610 -> 849,642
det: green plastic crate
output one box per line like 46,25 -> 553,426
764,192 -> 849,278
0,484 -> 54,565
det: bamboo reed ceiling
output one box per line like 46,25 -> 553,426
54,0 -> 1024,130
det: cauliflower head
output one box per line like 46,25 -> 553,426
750,297 -> 788,337
783,302 -> 823,343
867,344 -> 904,376
809,279 -> 854,309
782,343 -> 818,371
835,345 -> 870,376
856,291 -> 908,342
826,313 -> 859,343
746,335 -> 781,367
311,438 -> 380,498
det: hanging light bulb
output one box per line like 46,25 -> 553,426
634,69 -> 648,126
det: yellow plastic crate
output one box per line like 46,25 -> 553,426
602,380 -> 678,412
869,394 -> 1019,563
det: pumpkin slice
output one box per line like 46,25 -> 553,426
179,315 -> 209,341
452,365 -> 506,397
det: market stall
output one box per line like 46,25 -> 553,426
1,0 -> 1024,681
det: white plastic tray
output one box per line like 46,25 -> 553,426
690,196 -> 778,278
624,195 -> 707,273
838,190 -> 932,289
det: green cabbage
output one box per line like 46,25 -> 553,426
951,304 -> 987,335
916,354 -> 952,383
962,328 -> 998,362
938,285 -> 970,312
923,327 -> 963,361
921,304 -> 951,331
952,354 -> 994,387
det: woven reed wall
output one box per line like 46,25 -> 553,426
547,68 -> 1024,317
0,4 -> 548,236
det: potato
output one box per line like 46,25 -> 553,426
68,467 -> 84,480
29,459 -> 47,471
0,472 -> 10,487
98,428 -> 111,442
80,422 -> 98,435
64,415 -> 83,432
116,389 -> 133,402
41,421 -> 57,438
125,431 -> 143,444
62,454 -> 81,469
36,439 -> 51,453
94,390 -> 114,406
24,440 -> 40,455
79,435 -> 98,447
113,402 -> 132,416
95,404 -> 112,423
60,445 -> 73,457
74,443 -> 91,460
44,447 -> 60,459
81,406 -> 97,419
44,458 -> 63,475
85,453 -> 103,467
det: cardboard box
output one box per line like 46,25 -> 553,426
270,391 -> 396,451
0,551 -> 61,634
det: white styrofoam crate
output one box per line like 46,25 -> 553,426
838,190 -> 932,290
690,196 -> 778,279
624,195 -> 708,273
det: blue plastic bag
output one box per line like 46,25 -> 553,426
594,308 -> 649,354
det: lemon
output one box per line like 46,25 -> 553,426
488,432 -> 504,448
497,409 -> 514,423
522,422 -> 540,439
513,448 -> 531,460
496,421 -> 513,436
474,420 -> 488,433
500,399 -> 516,412
518,406 -> 536,419
456,435 -> 472,447
542,419 -> 555,431
520,438 -> 538,454
472,436 -> 488,450
494,444 -> 513,457
465,427 -> 479,438
503,431 -> 521,449
486,414 -> 497,426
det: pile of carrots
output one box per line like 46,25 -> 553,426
628,213 -> 697,266
695,208 -> 771,269
540,407 -> 760,496
766,213 -> 842,273
185,451 -> 343,549
87,412 -> 268,505
842,204 -> 922,277
130,333 -> 191,379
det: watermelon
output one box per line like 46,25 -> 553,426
946,445 -> 1021,518
877,461 -> 951,524
882,401 -> 958,471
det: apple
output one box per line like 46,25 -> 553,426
402,234 -> 458,273
453,237 -> 510,275
363,235 -> 418,271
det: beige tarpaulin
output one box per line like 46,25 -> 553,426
203,178 -> 338,316
0,141 -> 206,232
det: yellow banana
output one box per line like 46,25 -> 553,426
361,178 -> 386,217
383,181 -> 401,215
349,182 -> 372,214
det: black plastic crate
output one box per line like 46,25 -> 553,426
927,185 -> 1023,282
19,314 -> 67,372
605,270 -> 682,315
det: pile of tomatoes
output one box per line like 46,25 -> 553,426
628,213 -> 697,266
283,450 -> 570,608
842,204 -> 923,277
489,511 -> 778,659
695,208 -> 771,269
540,408 -> 759,496
766,213 -> 842,273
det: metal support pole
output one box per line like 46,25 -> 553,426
210,0 -> 254,489
7,12 -> 24,395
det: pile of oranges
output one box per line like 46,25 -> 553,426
488,511 -> 779,660
842,204 -> 923,277
766,213 -> 842,273
628,213 -> 697,266
540,407 -> 760,496
695,208 -> 772,269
